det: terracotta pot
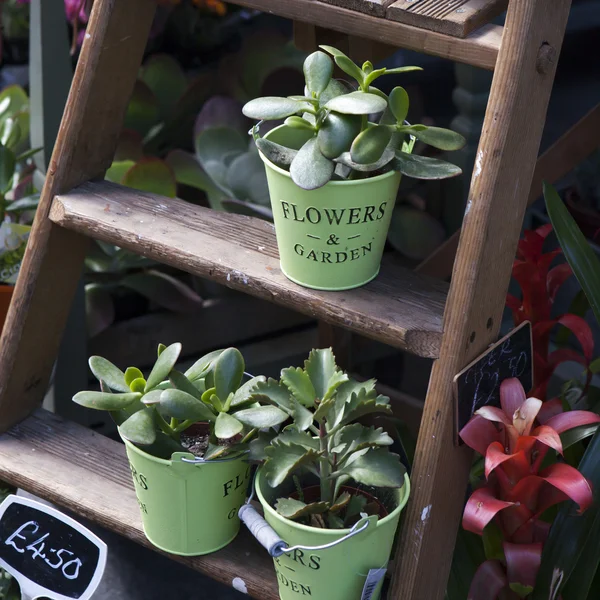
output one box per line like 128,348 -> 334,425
0,285 -> 14,333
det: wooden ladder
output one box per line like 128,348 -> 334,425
0,1 -> 577,599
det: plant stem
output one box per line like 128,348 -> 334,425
173,419 -> 194,434
155,411 -> 179,441
319,421 -> 333,504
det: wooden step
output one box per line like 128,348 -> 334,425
229,0 -> 501,70
387,0 -> 507,38
50,181 -> 448,359
0,409 -> 278,600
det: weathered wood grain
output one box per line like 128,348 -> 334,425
50,181 -> 448,358
0,0 -> 156,430
0,409 -> 278,600
417,102 -> 600,280
228,0 -> 502,70
319,0 -> 394,18
390,2 -> 573,600
387,0 -> 508,38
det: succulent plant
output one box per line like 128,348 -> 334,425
250,348 -> 406,529
242,46 -> 466,191
73,343 -> 289,460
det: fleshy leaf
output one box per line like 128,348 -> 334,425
160,389 -> 216,422
129,377 -> 146,394
303,51 -> 333,96
141,389 -> 162,405
292,398 -> 314,431
408,126 -> 466,151
264,444 -> 320,487
463,487 -> 515,535
325,92 -> 386,115
284,116 -> 315,131
251,378 -> 293,411
214,412 -> 244,439
242,97 -> 309,120
125,367 -> 144,387
336,448 -> 406,488
255,138 -> 298,169
281,366 -> 317,407
169,370 -> 202,400
184,349 -> 224,382
145,343 -> 181,392
230,375 -> 267,408
119,408 -> 157,446
334,147 -> 394,172
350,125 -> 392,164
388,86 -> 409,124
330,491 -> 351,513
88,356 -> 129,392
318,45 -> 364,85
290,137 -> 334,190
393,151 -> 462,180
274,429 -> 319,450
304,348 -> 338,400
213,348 -> 244,402
73,391 -> 141,411
317,112 -> 361,159
234,405 -> 289,429
275,498 -> 330,520
333,424 -> 393,460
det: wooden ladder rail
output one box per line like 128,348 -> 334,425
390,2 -> 573,599
0,0 -> 156,429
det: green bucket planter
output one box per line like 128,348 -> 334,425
259,125 -> 403,291
255,468 -> 410,600
123,436 -> 251,556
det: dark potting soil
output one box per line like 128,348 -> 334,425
180,430 -> 209,457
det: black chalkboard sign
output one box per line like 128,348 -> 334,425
0,495 -> 107,600
453,321 -> 533,441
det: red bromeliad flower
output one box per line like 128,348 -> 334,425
506,224 -> 594,400
460,378 -> 600,599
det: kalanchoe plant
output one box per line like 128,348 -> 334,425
251,348 -> 406,529
242,46 -> 466,190
73,343 -> 289,460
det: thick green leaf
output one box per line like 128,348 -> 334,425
290,137 -> 334,190
281,367 -> 317,407
292,398 -> 314,431
317,112 -> 361,159
384,66 -> 423,75
124,367 -> 144,387
214,411 -> 244,439
234,405 -> 289,429
123,80 -> 159,136
325,92 -> 386,116
119,408 -> 157,446
337,448 -> 406,487
330,491 -> 351,513
255,137 -> 298,169
319,46 -> 364,85
185,349 -> 225,382
275,429 -> 319,450
248,431 -> 276,461
145,343 -> 181,392
0,145 -> 16,193
252,378 -> 293,411
73,391 -> 141,411
225,151 -> 269,204
169,370 -> 202,400
319,79 -> 350,105
88,356 -> 129,392
141,389 -> 162,405
332,424 -> 393,460
388,87 -> 409,124
560,424 -> 600,450
350,125 -> 392,165
284,116 -> 315,131
408,126 -> 466,151
214,348 -> 245,402
139,54 -> 187,119
160,389 -> 216,422
121,158 -> 177,198
392,151 -> 462,180
129,378 -> 146,394
195,127 -> 247,172
230,376 -> 267,408
335,148 -> 394,172
304,348 -> 338,400
545,182 -> 600,325
264,444 -> 320,487
242,97 -> 308,120
303,51 -> 333,96
275,498 -> 329,519
105,160 -> 135,185
532,429 -> 600,599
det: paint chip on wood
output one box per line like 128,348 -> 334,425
232,577 -> 248,594
421,504 -> 432,521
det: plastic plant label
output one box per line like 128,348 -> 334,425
361,566 -> 387,600
0,495 -> 107,600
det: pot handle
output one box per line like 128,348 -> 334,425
238,503 -> 372,558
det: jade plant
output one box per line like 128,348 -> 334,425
73,343 -> 289,460
242,46 -> 465,190
250,348 -> 406,529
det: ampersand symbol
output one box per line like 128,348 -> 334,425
326,234 -> 340,245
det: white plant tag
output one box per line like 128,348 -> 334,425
361,566 -> 387,600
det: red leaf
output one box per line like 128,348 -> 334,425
467,560 -> 508,600
460,415 -> 502,456
463,487 -> 515,535
530,425 -> 563,455
548,348 -> 588,369
485,444 -> 530,482
500,379 -> 526,421
504,542 -> 543,588
506,294 -> 522,312
540,463 -> 593,512
544,410 -> 600,434
537,398 -> 563,424
512,397 -> 542,436
547,263 -> 572,300
477,406 -> 512,426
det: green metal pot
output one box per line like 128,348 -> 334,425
122,436 -> 251,556
259,125 -> 402,291
255,468 -> 410,600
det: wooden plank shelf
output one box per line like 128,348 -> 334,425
50,181 -> 448,359
226,0 -> 502,70
0,409 -> 278,600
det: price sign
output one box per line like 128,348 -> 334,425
0,495 -> 107,600
453,321 -> 533,443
